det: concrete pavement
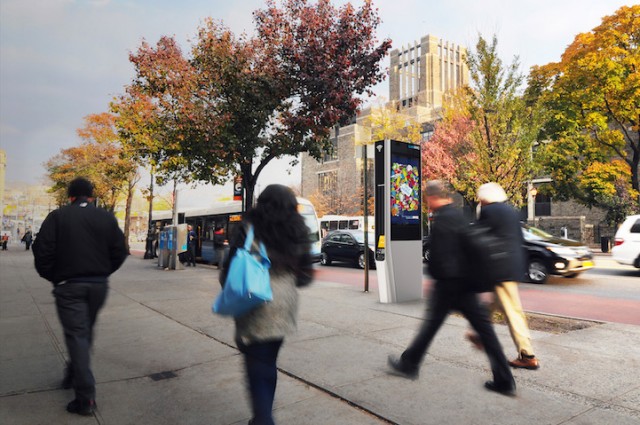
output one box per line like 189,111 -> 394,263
1,247 -> 639,425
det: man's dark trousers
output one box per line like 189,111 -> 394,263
54,282 -> 108,402
401,281 -> 513,387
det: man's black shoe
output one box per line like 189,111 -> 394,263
66,399 -> 96,416
484,380 -> 516,397
62,364 -> 73,389
387,355 -> 419,380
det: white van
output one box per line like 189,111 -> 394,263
611,214 -> 640,268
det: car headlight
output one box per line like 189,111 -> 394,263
546,246 -> 576,256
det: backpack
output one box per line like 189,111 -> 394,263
463,224 -> 511,292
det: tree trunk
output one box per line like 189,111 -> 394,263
123,179 -> 135,254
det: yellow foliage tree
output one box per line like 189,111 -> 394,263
530,5 -> 640,214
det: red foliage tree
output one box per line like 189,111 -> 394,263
126,0 -> 391,208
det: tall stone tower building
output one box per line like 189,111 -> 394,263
389,34 -> 468,117
300,34 -> 469,214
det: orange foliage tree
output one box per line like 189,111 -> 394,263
529,5 -> 640,219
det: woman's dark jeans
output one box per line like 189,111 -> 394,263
238,339 -> 284,425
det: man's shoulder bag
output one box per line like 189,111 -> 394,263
464,224 -> 511,292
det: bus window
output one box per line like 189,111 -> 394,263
338,220 -> 348,229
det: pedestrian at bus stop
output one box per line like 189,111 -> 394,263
220,184 -> 314,425
32,177 -> 127,416
213,224 -> 226,268
186,224 -> 197,266
465,182 -> 540,370
387,180 -> 516,396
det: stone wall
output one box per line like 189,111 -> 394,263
535,199 -> 615,248
530,216 -> 589,244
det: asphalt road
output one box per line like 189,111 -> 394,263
314,254 -> 640,325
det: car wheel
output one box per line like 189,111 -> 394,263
321,252 -> 331,266
528,259 -> 548,284
423,247 -> 431,262
564,272 -> 580,278
358,253 -> 366,269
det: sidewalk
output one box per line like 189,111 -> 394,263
1,248 -> 639,425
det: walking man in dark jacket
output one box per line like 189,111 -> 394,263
388,180 -> 515,396
22,229 -> 33,250
33,177 -> 128,416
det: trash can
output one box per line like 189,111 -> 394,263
600,236 -> 611,253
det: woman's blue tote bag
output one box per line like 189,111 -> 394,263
213,225 -> 272,317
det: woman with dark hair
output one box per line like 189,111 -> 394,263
220,184 -> 314,425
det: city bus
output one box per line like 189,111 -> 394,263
151,198 -> 321,264
319,215 -> 374,238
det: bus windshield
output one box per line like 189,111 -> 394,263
299,204 -> 320,242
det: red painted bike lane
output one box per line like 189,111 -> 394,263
313,267 -> 640,326
518,286 -> 640,326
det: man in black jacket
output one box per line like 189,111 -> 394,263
388,180 -> 515,396
33,177 -> 127,416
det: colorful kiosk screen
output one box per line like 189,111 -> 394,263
390,141 -> 421,240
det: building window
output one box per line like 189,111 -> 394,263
322,136 -> 338,163
535,193 -> 551,216
318,171 -> 338,205
421,128 -> 434,142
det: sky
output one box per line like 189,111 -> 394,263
0,0 -> 633,207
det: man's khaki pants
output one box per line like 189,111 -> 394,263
494,281 -> 535,357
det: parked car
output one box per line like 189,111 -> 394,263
321,229 -> 375,269
611,215 -> 640,268
522,224 -> 594,284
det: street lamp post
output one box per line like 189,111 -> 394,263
143,170 -> 155,259
363,142 -> 370,292
528,185 -> 538,224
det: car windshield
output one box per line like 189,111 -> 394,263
522,225 -> 554,241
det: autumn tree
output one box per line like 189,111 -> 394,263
127,0 -> 391,209
44,113 -> 139,250
422,89 -> 474,183
424,36 -> 542,207
363,100 -> 423,144
529,5 -> 640,217
307,184 -> 366,217
111,92 -> 169,255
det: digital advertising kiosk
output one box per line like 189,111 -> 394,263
374,139 -> 423,303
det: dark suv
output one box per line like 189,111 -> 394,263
522,225 -> 594,284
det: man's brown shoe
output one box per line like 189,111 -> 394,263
509,356 -> 540,370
